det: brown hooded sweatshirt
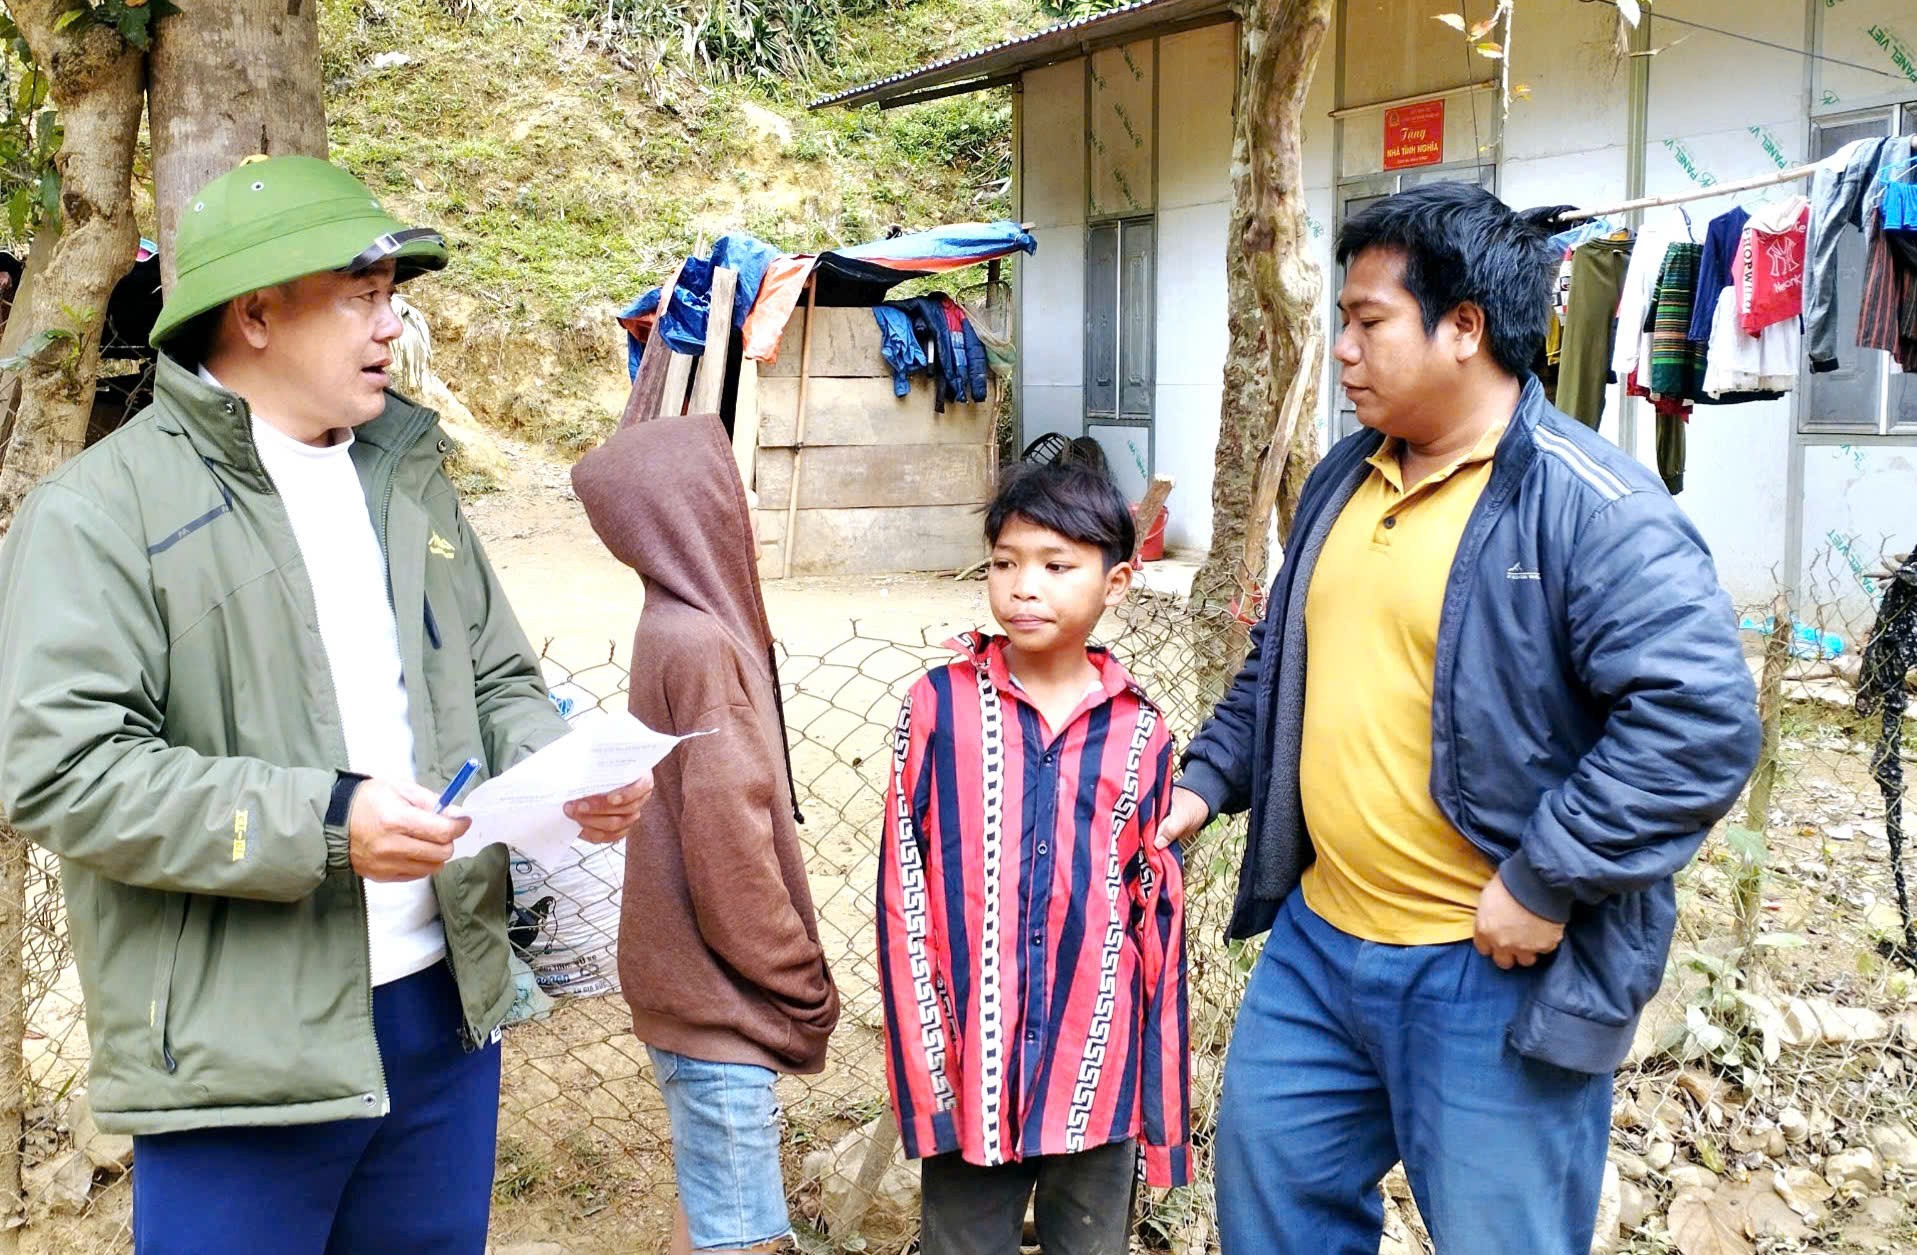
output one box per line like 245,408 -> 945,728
572,413 -> 838,1074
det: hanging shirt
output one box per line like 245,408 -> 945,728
1688,207 -> 1750,344
1611,224 -> 1671,382
200,368 -> 446,987
1703,295 -> 1799,397
878,633 -> 1189,1187
1738,197 -> 1809,334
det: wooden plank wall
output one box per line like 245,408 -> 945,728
755,306 -> 996,578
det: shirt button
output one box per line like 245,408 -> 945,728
1031,931 -> 1043,946
1383,516 -> 1398,530
1025,1029 -> 1038,1042
1037,842 -> 1049,855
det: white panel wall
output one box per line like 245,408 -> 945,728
1153,23 -> 1238,553
1801,444 -> 1914,631
1018,60 -> 1087,443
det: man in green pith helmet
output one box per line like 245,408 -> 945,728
0,155 -> 654,1253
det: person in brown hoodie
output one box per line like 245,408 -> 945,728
572,412 -> 838,1255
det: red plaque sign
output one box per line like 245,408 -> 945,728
1383,99 -> 1445,171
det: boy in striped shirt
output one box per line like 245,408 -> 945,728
878,463 -> 1189,1255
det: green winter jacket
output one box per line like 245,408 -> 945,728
0,355 -> 568,1135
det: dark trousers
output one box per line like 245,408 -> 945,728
920,1138 -> 1137,1255
131,961 -> 502,1255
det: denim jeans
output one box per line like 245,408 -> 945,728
648,1047 -> 791,1250
1214,892 -> 1612,1255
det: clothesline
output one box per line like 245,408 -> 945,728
1561,161 -> 1821,223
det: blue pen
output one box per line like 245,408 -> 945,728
435,758 -> 482,814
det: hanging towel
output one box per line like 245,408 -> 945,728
1611,224 -> 1671,382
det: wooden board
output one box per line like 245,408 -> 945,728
660,352 -> 694,419
759,307 -> 892,379
687,266 -> 738,416
731,358 -> 761,493
620,260 -> 684,427
758,377 -> 995,448
754,505 -> 988,578
755,444 -> 994,511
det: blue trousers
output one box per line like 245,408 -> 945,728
132,962 -> 502,1255
1215,892 -> 1611,1255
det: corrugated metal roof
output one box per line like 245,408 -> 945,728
809,0 -> 1233,110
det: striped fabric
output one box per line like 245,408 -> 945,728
1646,242 -> 1703,401
1859,215 -> 1917,371
878,632 -> 1190,1187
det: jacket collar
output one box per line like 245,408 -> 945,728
151,351 -> 443,489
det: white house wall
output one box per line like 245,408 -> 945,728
1314,0 -> 1916,621
1019,59 -> 1088,445
1153,23 -> 1237,553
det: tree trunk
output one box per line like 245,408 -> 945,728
148,0 -> 328,293
0,10 -> 145,541
1189,0 -> 1333,702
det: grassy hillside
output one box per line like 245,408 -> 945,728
318,0 -> 1044,455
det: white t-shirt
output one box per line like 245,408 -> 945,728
204,369 -> 446,985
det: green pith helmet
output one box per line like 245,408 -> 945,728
149,155 -> 449,347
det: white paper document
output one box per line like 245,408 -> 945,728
451,714 -> 706,866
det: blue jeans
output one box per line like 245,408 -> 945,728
131,962 -> 501,1255
647,1046 -> 791,1250
1215,892 -> 1611,1255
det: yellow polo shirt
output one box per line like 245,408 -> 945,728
1297,424 -> 1505,945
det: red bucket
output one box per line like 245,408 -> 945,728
1130,502 -> 1168,563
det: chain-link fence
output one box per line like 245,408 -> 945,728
7,547 -> 1917,1253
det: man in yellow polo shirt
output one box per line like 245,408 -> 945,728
1165,184 -> 1758,1253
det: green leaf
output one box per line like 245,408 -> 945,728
53,7 -> 85,31
38,169 -> 61,228
6,187 -> 29,240
116,6 -> 153,49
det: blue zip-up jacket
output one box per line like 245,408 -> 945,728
1179,378 -> 1759,1074
873,305 -> 928,397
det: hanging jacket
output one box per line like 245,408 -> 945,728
1687,207 -> 1749,345
873,304 -> 929,397
894,295 -> 988,406
878,633 -> 1189,1187
571,413 -> 839,1075
1179,376 -> 1758,1076
0,355 -> 569,1135
937,295 -> 991,404
1806,136 -> 1907,372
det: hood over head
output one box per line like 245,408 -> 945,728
571,412 -> 771,652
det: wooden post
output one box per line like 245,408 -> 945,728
731,359 -> 761,493
1738,597 -> 1793,955
688,267 -> 738,416
778,279 -> 819,580
620,261 -> 685,429
659,352 -> 695,419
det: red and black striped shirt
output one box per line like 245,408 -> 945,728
878,632 -> 1190,1186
